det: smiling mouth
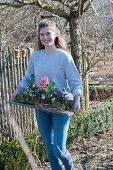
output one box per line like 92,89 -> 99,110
43,41 -> 50,43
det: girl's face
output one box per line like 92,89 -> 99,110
39,27 -> 57,48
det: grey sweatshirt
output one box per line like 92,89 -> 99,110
19,48 -> 82,100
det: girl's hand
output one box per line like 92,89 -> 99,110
11,86 -> 23,101
73,95 -> 81,115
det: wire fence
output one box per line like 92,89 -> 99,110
0,47 -> 36,144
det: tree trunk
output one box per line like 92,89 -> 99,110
69,13 -> 89,109
82,75 -> 89,109
81,43 -> 89,109
82,61 -> 89,109
69,13 -> 82,75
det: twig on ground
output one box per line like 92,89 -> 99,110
33,136 -> 43,169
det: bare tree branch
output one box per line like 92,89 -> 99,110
0,0 -> 70,19
83,1 -> 91,13
89,0 -> 99,17
96,19 -> 113,45
0,0 -> 94,20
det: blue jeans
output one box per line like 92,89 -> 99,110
35,109 -> 73,170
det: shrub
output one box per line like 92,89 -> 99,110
0,130 -> 47,170
0,140 -> 31,170
89,86 -> 113,101
67,99 -> 113,147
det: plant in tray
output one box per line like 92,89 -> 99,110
15,77 -> 73,111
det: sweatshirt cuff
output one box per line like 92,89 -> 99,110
72,88 -> 82,96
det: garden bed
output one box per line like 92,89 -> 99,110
42,127 -> 113,169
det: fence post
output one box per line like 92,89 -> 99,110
0,47 -> 36,144
0,28 -> 2,52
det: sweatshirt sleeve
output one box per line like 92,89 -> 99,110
19,54 -> 35,88
64,54 -> 83,96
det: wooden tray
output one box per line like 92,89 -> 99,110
7,101 -> 74,116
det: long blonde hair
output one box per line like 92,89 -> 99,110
34,20 -> 68,52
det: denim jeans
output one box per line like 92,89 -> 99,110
35,109 -> 73,170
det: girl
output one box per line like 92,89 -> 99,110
12,20 -> 82,170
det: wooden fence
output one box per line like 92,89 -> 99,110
0,47 -> 36,144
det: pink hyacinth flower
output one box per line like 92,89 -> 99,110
41,77 -> 48,84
